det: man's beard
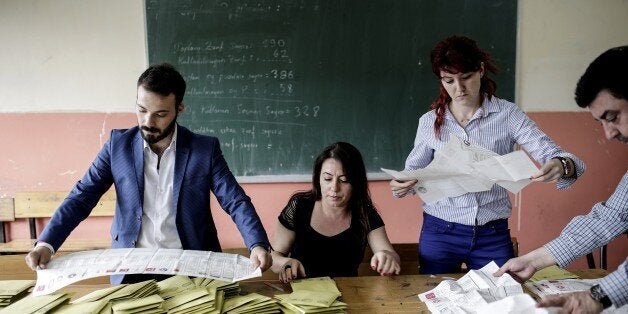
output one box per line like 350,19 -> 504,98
141,116 -> 177,144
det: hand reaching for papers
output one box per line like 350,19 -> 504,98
250,246 -> 273,272
531,158 -> 566,183
25,246 -> 52,270
493,247 -> 557,282
538,290 -> 603,313
278,258 -> 306,283
389,179 -> 418,197
371,250 -> 401,276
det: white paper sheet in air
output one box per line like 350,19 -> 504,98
383,135 -> 538,203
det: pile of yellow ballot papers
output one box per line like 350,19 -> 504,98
0,292 -> 72,313
0,280 -> 35,308
66,279 -> 158,313
222,292 -> 280,313
163,286 -> 222,314
158,275 -> 224,313
54,299 -> 109,314
529,265 -> 579,282
111,294 -> 164,313
193,277 -> 240,298
275,277 -> 347,313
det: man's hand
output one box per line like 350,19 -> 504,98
250,246 -> 272,272
538,291 -> 603,314
25,246 -> 52,270
494,247 -> 556,282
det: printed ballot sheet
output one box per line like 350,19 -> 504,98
383,135 -> 539,203
32,248 -> 261,296
418,261 -> 524,313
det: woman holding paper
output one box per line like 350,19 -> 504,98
389,35 -> 585,274
271,142 -> 400,283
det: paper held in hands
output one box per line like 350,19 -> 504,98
32,248 -> 262,296
382,135 -> 539,203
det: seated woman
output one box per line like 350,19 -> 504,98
270,142 -> 400,283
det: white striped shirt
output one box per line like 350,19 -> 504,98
545,172 -> 628,307
404,96 -> 586,225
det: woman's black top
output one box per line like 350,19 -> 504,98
278,194 -> 384,278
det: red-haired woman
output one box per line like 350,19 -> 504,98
390,35 -> 585,274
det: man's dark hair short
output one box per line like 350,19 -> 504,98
137,63 -> 186,106
575,46 -> 628,108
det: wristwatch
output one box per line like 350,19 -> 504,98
554,156 -> 574,178
590,284 -> 612,309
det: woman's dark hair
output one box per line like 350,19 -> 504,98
137,62 -> 187,107
429,35 -> 498,138
575,46 -> 628,108
291,142 -> 376,243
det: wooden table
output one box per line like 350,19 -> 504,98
0,254 -> 609,313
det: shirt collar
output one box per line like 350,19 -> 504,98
444,95 -> 500,121
480,96 -> 501,116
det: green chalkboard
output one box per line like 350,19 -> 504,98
146,0 -> 517,180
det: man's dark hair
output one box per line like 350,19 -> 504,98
575,46 -> 628,108
137,63 -> 186,106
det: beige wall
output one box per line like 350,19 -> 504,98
0,0 -> 145,113
517,0 -> 628,111
1,0 -> 627,113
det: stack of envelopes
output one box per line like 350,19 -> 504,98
221,292 -> 280,313
158,275 -> 224,313
111,294 -> 164,313
163,287 -> 223,314
0,280 -> 35,308
275,277 -> 347,314
107,280 -> 159,302
69,279 -> 158,313
157,276 -> 197,300
54,299 -> 109,314
193,277 -> 240,298
0,292 -> 72,313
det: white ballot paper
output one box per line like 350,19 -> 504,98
32,248 -> 261,296
382,135 -> 539,203
418,261 -> 524,313
525,279 -> 599,299
475,294 -> 558,314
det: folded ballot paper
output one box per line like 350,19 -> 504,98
67,276 -> 230,314
0,280 -> 35,308
418,261 -> 528,313
0,292 -> 72,313
382,135 -> 539,203
32,248 -> 261,296
275,277 -> 347,313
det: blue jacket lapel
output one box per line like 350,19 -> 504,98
133,129 -> 144,206
173,125 -> 190,211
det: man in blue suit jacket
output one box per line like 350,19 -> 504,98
25,63 -> 272,284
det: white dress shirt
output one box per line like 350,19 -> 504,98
136,127 -> 182,249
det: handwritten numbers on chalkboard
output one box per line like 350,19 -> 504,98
147,0 -> 516,178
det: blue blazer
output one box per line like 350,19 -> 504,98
38,125 -> 269,284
